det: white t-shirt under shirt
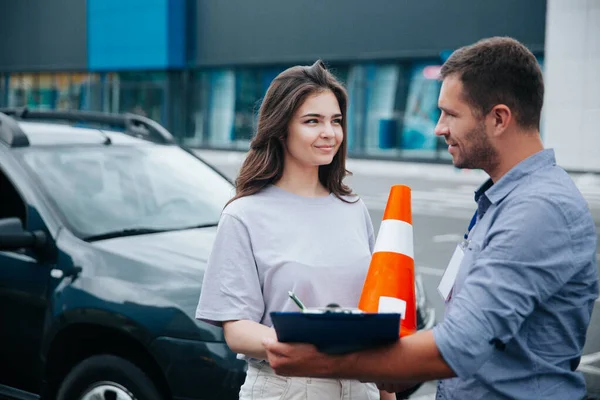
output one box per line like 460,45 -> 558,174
195,184 -> 375,330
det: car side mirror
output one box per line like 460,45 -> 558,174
0,217 -> 47,252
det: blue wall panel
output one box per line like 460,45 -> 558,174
168,0 -> 187,69
88,0 -> 185,71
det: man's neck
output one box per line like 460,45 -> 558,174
487,129 -> 544,182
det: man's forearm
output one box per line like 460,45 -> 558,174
337,330 -> 456,382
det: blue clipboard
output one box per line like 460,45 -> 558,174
270,311 -> 401,354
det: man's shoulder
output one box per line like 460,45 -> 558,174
507,167 -> 593,227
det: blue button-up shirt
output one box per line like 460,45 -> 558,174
433,149 -> 599,400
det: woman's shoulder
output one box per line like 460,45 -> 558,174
335,193 -> 368,209
222,194 -> 258,216
221,186 -> 280,217
344,192 -> 374,213
331,193 -> 372,219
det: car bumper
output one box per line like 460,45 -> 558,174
149,336 -> 246,400
416,274 -> 437,331
420,306 -> 436,331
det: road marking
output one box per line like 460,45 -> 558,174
433,234 -> 463,243
581,351 -> 600,365
417,266 -> 444,277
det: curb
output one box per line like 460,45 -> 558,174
193,149 -> 489,183
193,149 -> 600,187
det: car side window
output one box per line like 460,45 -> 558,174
0,167 -> 27,226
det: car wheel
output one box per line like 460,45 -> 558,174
56,354 -> 163,400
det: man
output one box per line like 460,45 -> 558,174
262,36 -> 599,399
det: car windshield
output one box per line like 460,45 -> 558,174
17,145 -> 235,239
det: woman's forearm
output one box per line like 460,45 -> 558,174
223,320 -> 277,360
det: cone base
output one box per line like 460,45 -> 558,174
358,252 -> 416,314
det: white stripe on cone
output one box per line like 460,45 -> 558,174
378,296 -> 407,320
373,219 -> 414,259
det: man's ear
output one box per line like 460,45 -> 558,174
487,104 -> 511,138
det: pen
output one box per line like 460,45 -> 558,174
288,291 -> 306,311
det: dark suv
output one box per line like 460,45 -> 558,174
0,108 -> 435,400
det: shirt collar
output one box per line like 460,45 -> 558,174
474,149 -> 556,205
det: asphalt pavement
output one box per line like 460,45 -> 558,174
195,149 -> 600,399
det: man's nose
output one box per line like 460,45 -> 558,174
434,120 -> 448,137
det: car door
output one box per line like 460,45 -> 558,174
0,160 -> 54,394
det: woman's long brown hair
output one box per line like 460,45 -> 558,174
226,60 -> 355,207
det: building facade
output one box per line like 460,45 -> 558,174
1,0 -> 550,164
542,0 -> 600,173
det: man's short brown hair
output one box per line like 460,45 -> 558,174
440,36 -> 544,129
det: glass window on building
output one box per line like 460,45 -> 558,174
207,69 -> 236,148
4,72 -> 99,111
0,74 -> 8,107
231,67 -> 284,147
184,60 -> 453,162
187,67 -> 285,149
6,73 -> 58,109
344,63 -> 411,157
8,74 -> 32,108
340,61 -> 450,160
232,69 -> 262,145
55,73 -> 101,111
185,70 -> 211,147
29,74 -> 58,110
400,62 -> 445,159
112,72 -> 167,124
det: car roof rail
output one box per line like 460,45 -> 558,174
0,110 -> 29,147
0,107 -> 176,145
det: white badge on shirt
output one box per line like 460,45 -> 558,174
437,244 -> 465,302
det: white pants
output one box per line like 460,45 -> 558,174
239,361 -> 380,400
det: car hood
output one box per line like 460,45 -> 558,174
67,227 -> 223,339
92,227 -> 218,277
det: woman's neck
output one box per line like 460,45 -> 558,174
275,159 -> 328,198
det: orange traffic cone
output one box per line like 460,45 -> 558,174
359,184 -> 417,337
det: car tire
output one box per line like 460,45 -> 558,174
56,354 -> 163,400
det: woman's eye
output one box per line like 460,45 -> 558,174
332,119 -> 342,125
304,119 -> 318,124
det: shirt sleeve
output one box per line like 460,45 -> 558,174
433,196 -> 581,379
195,212 -> 265,327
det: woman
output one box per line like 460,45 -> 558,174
196,60 -> 395,400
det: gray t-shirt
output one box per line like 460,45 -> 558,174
195,184 -> 375,329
